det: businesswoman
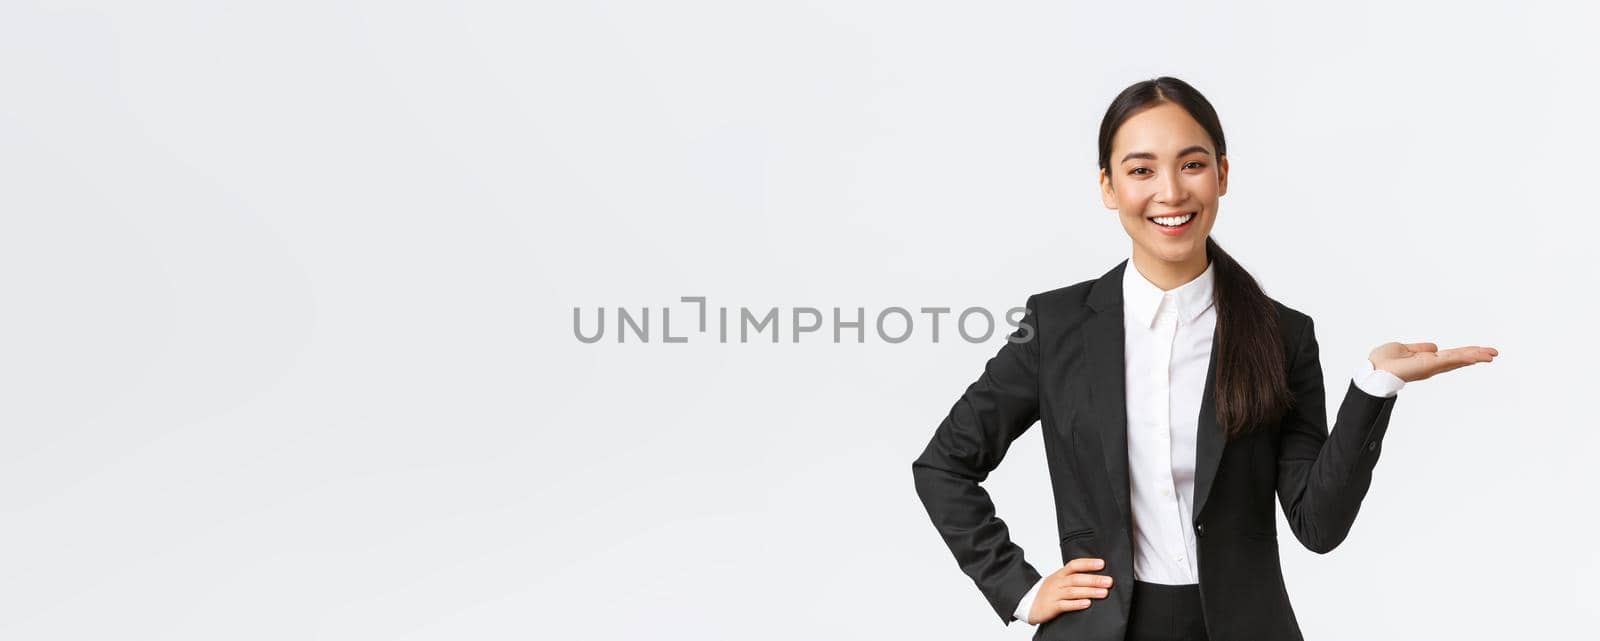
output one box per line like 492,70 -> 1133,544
911,76 -> 1497,641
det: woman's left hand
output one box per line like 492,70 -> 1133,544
1369,342 -> 1498,383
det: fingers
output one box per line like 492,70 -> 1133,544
1412,345 -> 1498,380
1052,585 -> 1111,599
1039,559 -> 1114,619
1060,558 -> 1105,575
1064,573 -> 1115,588
1401,342 -> 1499,360
1441,346 -> 1498,364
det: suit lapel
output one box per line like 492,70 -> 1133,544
1191,324 -> 1224,522
1084,260 -> 1131,527
1084,258 -> 1227,529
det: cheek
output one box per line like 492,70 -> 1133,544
1185,174 -> 1220,200
1116,184 -> 1151,210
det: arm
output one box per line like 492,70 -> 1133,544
1276,316 -> 1401,554
912,295 -> 1043,625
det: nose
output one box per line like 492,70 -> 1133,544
1155,171 -> 1186,205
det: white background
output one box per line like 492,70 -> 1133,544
2,1 -> 1594,639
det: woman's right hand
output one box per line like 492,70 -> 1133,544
1026,557 -> 1114,624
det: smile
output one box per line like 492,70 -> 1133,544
1148,211 -> 1196,235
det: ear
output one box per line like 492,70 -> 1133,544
1099,168 -> 1118,210
1217,155 -> 1229,197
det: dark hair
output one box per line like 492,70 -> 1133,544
1097,76 -> 1293,439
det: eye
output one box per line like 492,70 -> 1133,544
1129,167 -> 1151,176
1184,161 -> 1207,170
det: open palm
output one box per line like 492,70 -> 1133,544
1369,342 -> 1498,383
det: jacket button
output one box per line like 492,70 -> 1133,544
1367,441 -> 1378,452
1195,523 -> 1206,537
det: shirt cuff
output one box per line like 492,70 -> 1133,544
1014,576 -> 1045,624
1352,358 -> 1405,398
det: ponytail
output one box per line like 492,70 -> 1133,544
1207,236 -> 1294,438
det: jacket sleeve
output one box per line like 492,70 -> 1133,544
911,295 -> 1043,625
1276,315 -> 1401,554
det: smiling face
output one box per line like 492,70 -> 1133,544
1099,101 -> 1229,276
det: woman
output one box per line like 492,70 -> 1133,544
910,76 -> 1497,641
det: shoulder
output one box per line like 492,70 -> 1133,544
1010,275 -> 1102,346
1027,276 -> 1098,318
1271,297 -> 1311,331
1268,296 -> 1315,354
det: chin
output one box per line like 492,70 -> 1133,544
1145,241 -> 1205,264
1153,251 -> 1198,264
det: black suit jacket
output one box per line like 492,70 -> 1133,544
911,259 -> 1399,641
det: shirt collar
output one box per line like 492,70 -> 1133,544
1122,255 -> 1216,329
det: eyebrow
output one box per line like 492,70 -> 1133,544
1120,145 -> 1212,164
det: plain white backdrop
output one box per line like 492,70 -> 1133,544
1,1 -> 1594,639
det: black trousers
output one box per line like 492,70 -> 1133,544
1125,581 -> 1209,641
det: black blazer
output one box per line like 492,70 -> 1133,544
912,259 -> 1399,641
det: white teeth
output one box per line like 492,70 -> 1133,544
1152,213 -> 1194,227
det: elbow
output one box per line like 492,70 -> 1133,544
1291,526 -> 1349,555
910,457 -> 958,489
1281,489 -> 1362,554
910,458 -> 942,500
912,441 -> 986,484
1283,503 -> 1353,553
911,456 -> 985,515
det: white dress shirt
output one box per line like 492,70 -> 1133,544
1013,258 -> 1406,624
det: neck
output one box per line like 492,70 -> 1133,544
1130,245 -> 1210,291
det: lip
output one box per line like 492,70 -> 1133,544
1147,211 -> 1197,236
